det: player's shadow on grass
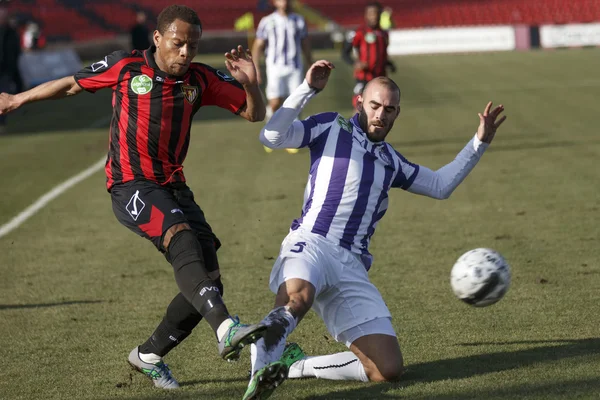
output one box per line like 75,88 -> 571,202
303,338 -> 600,399
0,300 -> 103,310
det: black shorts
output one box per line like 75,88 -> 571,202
111,180 -> 221,253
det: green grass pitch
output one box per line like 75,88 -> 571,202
0,48 -> 599,400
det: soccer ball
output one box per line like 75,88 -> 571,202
450,248 -> 511,307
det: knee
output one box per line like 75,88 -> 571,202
275,280 -> 315,319
162,223 -> 192,250
366,359 -> 405,382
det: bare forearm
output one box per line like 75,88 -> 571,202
241,83 -> 266,122
15,76 -> 82,108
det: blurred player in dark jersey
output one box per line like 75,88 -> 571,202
0,5 -> 268,389
342,2 -> 396,111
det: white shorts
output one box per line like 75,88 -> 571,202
265,66 -> 303,100
269,230 -> 395,345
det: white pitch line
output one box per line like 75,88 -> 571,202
0,157 -> 106,239
0,115 -> 112,239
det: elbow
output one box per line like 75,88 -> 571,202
246,110 -> 265,123
259,129 -> 279,148
435,188 -> 454,200
253,107 -> 266,122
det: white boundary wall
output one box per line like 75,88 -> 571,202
540,23 -> 600,48
388,26 -> 516,55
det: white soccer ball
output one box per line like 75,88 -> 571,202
450,248 -> 511,307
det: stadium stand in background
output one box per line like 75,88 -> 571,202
6,0 -> 600,43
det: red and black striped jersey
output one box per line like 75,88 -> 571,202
351,26 -> 389,81
74,47 -> 247,190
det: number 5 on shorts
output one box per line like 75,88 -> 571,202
291,242 -> 307,253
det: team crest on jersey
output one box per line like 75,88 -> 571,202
130,74 -> 153,95
181,85 -> 199,104
376,147 -> 392,166
337,115 -> 353,132
365,32 -> 376,44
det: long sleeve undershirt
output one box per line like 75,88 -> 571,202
259,80 -> 489,200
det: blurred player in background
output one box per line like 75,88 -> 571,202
342,1 -> 396,111
130,11 -> 151,51
252,0 -> 313,154
243,59 -> 506,399
0,4 -> 267,389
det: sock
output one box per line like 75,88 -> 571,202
266,105 -> 273,121
290,352 -> 368,382
139,351 -> 162,364
166,230 -> 230,335
250,306 -> 297,377
138,292 -> 203,357
216,316 -> 237,342
139,319 -> 191,357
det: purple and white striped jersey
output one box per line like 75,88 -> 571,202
260,80 -> 489,270
256,12 -> 308,70
288,112 -> 419,259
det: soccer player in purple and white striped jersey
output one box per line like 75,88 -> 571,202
252,0 -> 312,124
243,60 -> 506,399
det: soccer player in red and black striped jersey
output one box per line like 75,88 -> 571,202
342,1 -> 396,111
0,5 -> 269,388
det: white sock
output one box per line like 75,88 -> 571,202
266,105 -> 273,121
290,352 -> 368,382
138,351 -> 162,364
216,316 -> 236,342
250,306 -> 297,378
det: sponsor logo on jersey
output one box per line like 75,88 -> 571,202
365,32 -> 376,44
130,74 -> 153,95
181,85 -> 199,104
337,115 -> 353,132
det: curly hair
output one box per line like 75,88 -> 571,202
157,5 -> 202,34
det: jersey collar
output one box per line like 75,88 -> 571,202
350,113 -> 386,146
143,45 -> 190,80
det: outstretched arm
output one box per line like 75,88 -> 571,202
400,102 -> 506,199
0,76 -> 82,115
406,135 -> 488,199
260,60 -> 334,149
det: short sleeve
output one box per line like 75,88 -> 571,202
351,29 -> 363,48
256,17 -> 269,40
74,50 -> 134,93
391,149 -> 420,190
298,16 -> 308,39
300,112 -> 338,148
197,65 -> 247,114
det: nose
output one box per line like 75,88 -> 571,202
373,107 -> 385,121
179,44 -> 190,59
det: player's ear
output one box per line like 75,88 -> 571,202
153,30 -> 162,47
356,95 -> 364,111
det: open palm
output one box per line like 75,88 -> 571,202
224,45 -> 257,86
